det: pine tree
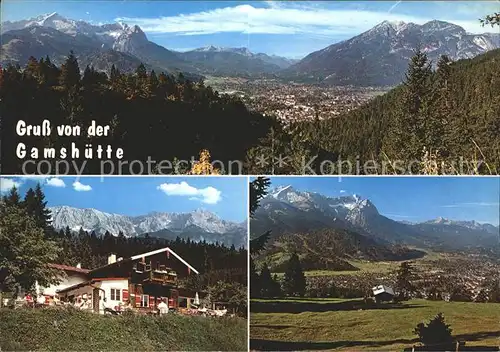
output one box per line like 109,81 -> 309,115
395,261 -> 417,300
64,226 -> 72,239
59,51 -> 81,88
3,186 -> 21,207
249,177 -> 272,254
249,177 -> 271,217
428,55 -> 452,155
259,263 -> 274,297
25,56 -> 40,80
23,187 -> 37,217
384,49 -> 432,169
82,65 -> 94,87
271,274 -> 282,297
40,55 -> 59,86
0,201 -> 61,297
282,253 -> 306,297
135,63 -> 147,80
414,313 -> 453,345
250,257 -> 260,298
33,183 -> 52,230
259,264 -> 281,297
149,70 -> 159,89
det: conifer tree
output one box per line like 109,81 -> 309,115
282,253 -> 306,297
259,263 -> 273,297
250,257 -> 260,298
136,63 -> 147,79
33,183 -> 52,230
395,261 -> 418,300
0,200 -> 61,298
259,263 -> 281,297
249,177 -> 271,217
385,49 -> 432,170
414,313 -> 453,345
3,186 -> 21,207
59,51 -> 81,88
25,56 -> 40,80
23,187 -> 37,218
149,70 -> 159,89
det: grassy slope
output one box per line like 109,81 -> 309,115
0,308 -> 247,351
250,298 -> 500,351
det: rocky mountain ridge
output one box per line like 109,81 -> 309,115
49,205 -> 247,248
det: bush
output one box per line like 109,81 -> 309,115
414,312 -> 453,346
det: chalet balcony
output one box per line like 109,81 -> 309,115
132,269 -> 177,286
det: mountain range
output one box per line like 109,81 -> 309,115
2,14 -> 499,86
0,12 -> 296,77
284,20 -> 500,86
251,185 -> 499,250
49,205 -> 247,248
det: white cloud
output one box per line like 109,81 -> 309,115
441,202 -> 499,208
19,175 -> 48,181
340,190 -> 346,194
384,213 -> 417,219
73,181 -> 92,192
157,181 -> 222,204
0,178 -> 23,193
115,3 -> 490,38
46,178 -> 66,188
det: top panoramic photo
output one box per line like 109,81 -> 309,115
1,0 -> 499,175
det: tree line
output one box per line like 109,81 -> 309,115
0,52 -> 276,174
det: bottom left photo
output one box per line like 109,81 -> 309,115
0,176 -> 248,352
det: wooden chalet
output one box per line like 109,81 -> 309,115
372,284 -> 395,302
53,247 -> 201,313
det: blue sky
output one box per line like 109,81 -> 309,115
0,176 -> 248,222
2,1 -> 499,58
264,177 -> 500,225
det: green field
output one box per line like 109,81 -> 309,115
250,298 -> 500,351
271,249 -> 448,278
0,307 -> 247,351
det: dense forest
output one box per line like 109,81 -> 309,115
1,48 -> 499,174
0,53 -> 277,174
248,49 -> 500,174
0,183 -> 247,299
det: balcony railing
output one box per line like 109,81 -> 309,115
133,269 -> 177,285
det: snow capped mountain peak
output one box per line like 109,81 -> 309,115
191,46 -> 253,56
195,45 -> 223,52
428,216 -> 451,224
271,185 -> 294,198
387,20 -> 407,31
371,20 -> 406,34
421,20 -> 465,34
48,206 -> 245,246
227,47 -> 252,56
1,12 -> 149,52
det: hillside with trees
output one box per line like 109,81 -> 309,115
0,53 -> 277,174
257,229 -> 426,272
2,41 -> 499,175
247,49 -> 500,174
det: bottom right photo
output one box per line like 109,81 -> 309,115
249,177 -> 500,352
